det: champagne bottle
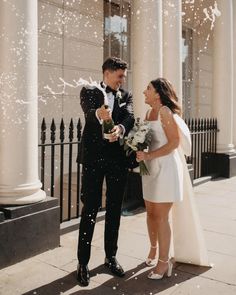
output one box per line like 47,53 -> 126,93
102,105 -> 115,140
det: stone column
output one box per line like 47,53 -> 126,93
213,0 -> 235,153
163,0 -> 182,104
233,0 -> 236,146
131,0 -> 163,119
0,0 -> 46,204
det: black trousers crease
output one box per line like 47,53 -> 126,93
77,157 -> 128,264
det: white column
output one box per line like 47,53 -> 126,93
163,0 -> 182,104
233,0 -> 236,147
131,0 -> 163,119
0,0 -> 46,204
213,0 -> 235,153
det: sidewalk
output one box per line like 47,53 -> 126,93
1,177 -> 236,295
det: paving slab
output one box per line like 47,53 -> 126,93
176,250 -> 236,285
0,259 -> 68,295
199,214 -> 236,236
170,275 -> 236,295
204,230 -> 236,257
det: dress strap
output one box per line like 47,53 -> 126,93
158,105 -> 172,121
145,109 -> 152,120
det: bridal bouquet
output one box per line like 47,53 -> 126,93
124,118 -> 152,175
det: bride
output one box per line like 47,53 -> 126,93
136,78 -> 209,280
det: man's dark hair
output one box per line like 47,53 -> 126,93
102,57 -> 128,73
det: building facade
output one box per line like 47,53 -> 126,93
37,0 -> 236,149
0,0 -> 236,206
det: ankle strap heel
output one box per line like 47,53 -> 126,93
145,245 -> 158,266
158,259 -> 173,277
147,258 -> 173,280
158,258 -> 168,263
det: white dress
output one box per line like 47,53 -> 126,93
142,112 -> 209,266
142,117 -> 183,203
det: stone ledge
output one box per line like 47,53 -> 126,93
193,176 -> 212,186
0,196 -> 58,219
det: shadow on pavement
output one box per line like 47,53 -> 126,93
22,261 -> 210,295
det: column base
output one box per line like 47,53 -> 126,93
0,189 -> 46,205
202,152 -> 236,178
217,143 -> 235,153
0,196 -> 60,269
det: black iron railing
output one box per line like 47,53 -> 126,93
39,118 -> 82,222
186,118 -> 218,179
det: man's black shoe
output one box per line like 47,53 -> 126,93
104,257 -> 125,277
77,264 -> 90,286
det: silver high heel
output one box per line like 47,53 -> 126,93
145,245 -> 158,267
148,258 -> 173,280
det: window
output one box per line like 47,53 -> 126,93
104,0 -> 131,89
182,27 -> 194,119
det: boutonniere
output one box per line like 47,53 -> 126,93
116,91 -> 125,107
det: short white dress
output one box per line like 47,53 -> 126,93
142,112 -> 209,266
142,114 -> 183,203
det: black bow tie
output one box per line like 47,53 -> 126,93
105,85 -> 118,96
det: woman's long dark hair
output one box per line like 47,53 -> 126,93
151,78 -> 182,115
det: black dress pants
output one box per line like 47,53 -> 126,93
77,157 -> 128,265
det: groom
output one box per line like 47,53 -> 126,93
77,57 -> 135,286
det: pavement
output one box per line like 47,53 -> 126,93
0,177 -> 236,295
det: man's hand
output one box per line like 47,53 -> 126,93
109,125 -> 122,142
97,106 -> 111,121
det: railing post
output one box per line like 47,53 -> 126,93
68,119 -> 74,221
50,119 -> 56,197
40,118 -> 46,190
59,119 -> 65,223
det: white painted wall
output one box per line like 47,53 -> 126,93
38,0 -> 103,126
182,0 -> 214,118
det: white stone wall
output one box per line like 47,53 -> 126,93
38,0 -> 104,126
193,35 -> 213,118
182,0 -> 215,118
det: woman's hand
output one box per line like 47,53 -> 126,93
136,151 -> 151,162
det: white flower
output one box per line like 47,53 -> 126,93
116,90 -> 122,99
116,90 -> 123,107
133,132 -> 145,143
124,118 -> 152,175
126,141 -> 138,151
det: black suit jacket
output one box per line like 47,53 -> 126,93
79,84 -> 135,165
